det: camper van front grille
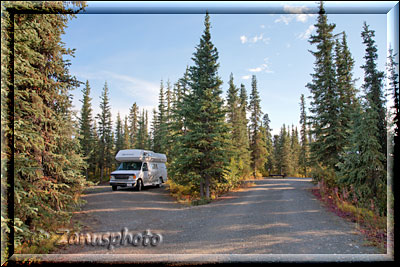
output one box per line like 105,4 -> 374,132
114,174 -> 130,179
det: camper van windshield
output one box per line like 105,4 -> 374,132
117,162 -> 142,171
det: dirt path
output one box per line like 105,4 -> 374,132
44,178 -> 387,261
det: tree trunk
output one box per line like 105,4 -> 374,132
205,177 -> 210,200
100,165 -> 104,183
200,180 -> 204,198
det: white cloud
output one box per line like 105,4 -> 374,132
283,5 -> 309,14
247,58 -> 274,74
260,24 -> 265,29
248,67 -> 263,72
241,75 -> 251,80
274,5 -> 316,25
240,33 -> 270,45
274,15 -> 293,25
297,24 -> 316,40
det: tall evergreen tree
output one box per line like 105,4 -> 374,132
361,22 -> 386,157
387,48 -> 399,138
272,134 -> 281,174
290,125 -> 301,176
299,94 -> 309,176
128,102 -> 139,147
78,80 -> 95,180
172,13 -> 229,199
262,114 -> 274,175
136,109 -> 146,149
153,80 -> 167,153
96,81 -> 113,181
334,32 -> 359,152
337,100 -> 387,215
226,75 -> 241,164
279,124 -> 292,176
2,1 -> 88,250
306,1 -> 341,169
114,112 -> 124,153
238,84 -> 252,176
249,75 -> 267,178
123,116 -> 130,149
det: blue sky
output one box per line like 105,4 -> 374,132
62,2 -> 396,136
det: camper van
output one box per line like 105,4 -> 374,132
109,149 -> 167,191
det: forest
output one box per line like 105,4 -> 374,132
1,1 -> 398,257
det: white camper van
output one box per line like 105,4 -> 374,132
109,149 -> 167,191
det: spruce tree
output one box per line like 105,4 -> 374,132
262,114 -> 274,175
290,125 -> 301,176
238,84 -> 252,177
249,75 -> 267,178
226,73 -> 245,174
279,124 -> 292,176
299,94 -> 309,176
173,13 -> 229,199
123,116 -> 130,149
78,80 -> 95,180
306,1 -> 341,169
136,110 -> 146,149
3,1 -> 88,249
128,102 -> 139,147
337,100 -> 387,215
96,81 -> 113,181
387,48 -> 399,138
272,135 -> 281,174
361,22 -> 386,157
115,112 -> 124,153
153,80 -> 167,153
334,32 -> 359,151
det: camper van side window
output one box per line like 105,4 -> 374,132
152,164 -> 158,169
142,163 -> 148,171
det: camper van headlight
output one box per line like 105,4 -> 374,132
110,175 -> 115,180
129,175 -> 136,180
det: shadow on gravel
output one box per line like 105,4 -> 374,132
67,177 -> 379,254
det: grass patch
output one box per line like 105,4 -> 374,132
310,187 -> 387,252
166,179 -> 256,206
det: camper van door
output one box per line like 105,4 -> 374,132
142,162 -> 149,185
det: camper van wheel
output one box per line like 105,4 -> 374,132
112,185 -> 117,191
157,178 -> 163,188
135,179 -> 143,191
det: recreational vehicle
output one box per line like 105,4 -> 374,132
109,149 -> 167,191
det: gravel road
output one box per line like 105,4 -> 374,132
53,178 -> 382,257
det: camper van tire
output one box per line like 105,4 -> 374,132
135,179 -> 143,191
112,185 -> 118,191
157,177 -> 163,188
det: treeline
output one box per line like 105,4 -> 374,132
1,1 -> 398,256
1,1 -> 88,255
303,2 -> 398,217
78,15 -> 313,200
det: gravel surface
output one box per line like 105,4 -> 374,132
53,178 -> 381,256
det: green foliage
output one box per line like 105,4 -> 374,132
2,0 -> 89,253
170,13 -> 230,199
96,82 -> 113,181
337,102 -> 387,215
78,80 -> 95,179
114,112 -> 124,153
299,94 -> 309,176
226,74 -> 252,178
306,1 -> 341,170
128,102 -> 139,147
249,75 -> 267,178
361,22 -> 387,157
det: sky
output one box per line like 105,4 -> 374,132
61,1 -> 396,136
